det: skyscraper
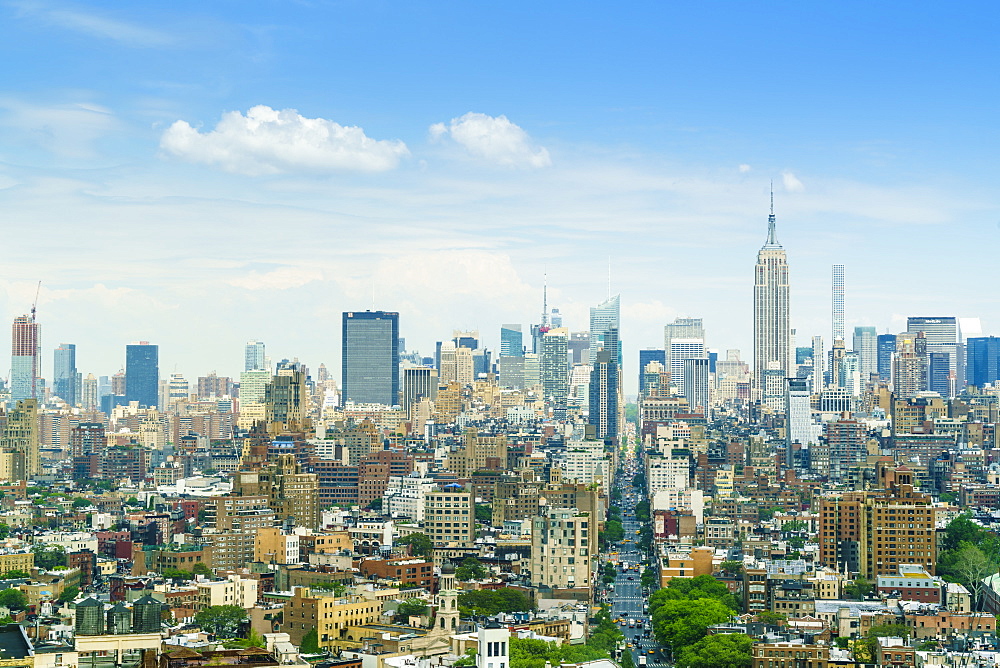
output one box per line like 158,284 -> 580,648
53,343 -> 79,406
10,314 -> 39,403
342,311 -> 399,406
906,317 -> 960,397
540,327 -> 569,418
125,342 -> 159,408
245,340 -> 266,372
967,337 -> 1000,388
811,336 -> 825,394
638,349 -> 666,396
589,294 -> 621,364
877,334 -> 897,383
682,357 -> 711,416
664,318 -> 705,393
588,349 -> 619,441
832,265 -> 845,343
753,194 -> 791,397
893,332 -> 928,398
499,324 -> 523,357
853,326 -> 877,381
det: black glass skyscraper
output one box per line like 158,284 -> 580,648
125,342 -> 159,408
342,311 -> 399,406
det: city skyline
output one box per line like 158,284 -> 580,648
1,3 -> 998,394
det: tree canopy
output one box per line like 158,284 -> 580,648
676,633 -> 752,668
397,532 -> 434,558
0,588 -> 28,612
651,597 -> 733,647
31,544 -> 67,570
195,605 -> 247,638
458,588 -> 532,616
510,638 -> 608,668
396,598 -> 429,618
455,557 -> 488,581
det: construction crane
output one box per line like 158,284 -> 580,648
30,280 -> 40,320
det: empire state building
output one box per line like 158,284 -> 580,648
753,194 -> 791,399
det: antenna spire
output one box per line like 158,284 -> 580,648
766,182 -> 778,245
541,270 -> 549,328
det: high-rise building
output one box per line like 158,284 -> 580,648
832,265 -> 845,343
638,349 -> 666,396
753,195 -> 791,397
245,340 -> 266,372
928,352 -> 950,397
682,358 -> 711,416
81,373 -> 99,410
906,317 -> 960,397
893,332 -> 928,398
540,327 -> 569,417
588,349 -> 619,441
664,318 -> 705,392
811,336 -> 825,394
402,367 -> 438,410
967,336 -> 1000,388
499,324 -> 523,357
439,341 -> 474,386
0,399 -> 40,480
853,326 -> 878,381
10,314 -> 40,403
53,343 -> 79,406
342,311 -> 399,406
785,378 -> 812,451
589,295 -> 621,364
877,334 -> 897,383
125,342 -> 159,408
423,485 -> 473,548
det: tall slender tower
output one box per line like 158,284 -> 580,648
10,314 -> 40,403
753,190 -> 791,398
832,265 -> 845,343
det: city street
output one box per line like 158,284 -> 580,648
602,455 -> 669,668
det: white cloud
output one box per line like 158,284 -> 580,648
9,1 -> 174,47
431,112 -> 551,168
738,163 -> 751,173
228,266 -> 324,290
782,171 -> 805,192
160,105 -> 410,175
0,97 -> 118,158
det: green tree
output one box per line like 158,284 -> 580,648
604,520 -> 624,544
756,611 -> 786,626
162,568 -> 194,580
31,544 -> 67,570
941,542 -> 994,609
475,505 -> 493,523
634,500 -> 650,523
641,566 -> 658,589
194,604 -> 247,638
192,562 -> 213,577
619,651 -> 635,668
458,588 -> 532,616
0,588 -> 28,612
941,514 -> 987,552
2,571 -> 28,580
397,532 -> 434,558
299,627 -> 321,653
843,576 -> 873,601
719,560 -> 744,576
857,624 -> 912,661
57,585 -> 80,604
676,633 -> 752,668
651,597 -> 733,647
396,598 -> 429,618
455,557 -> 488,581
651,575 -> 740,612
0,525 -> 9,540
71,498 -> 91,509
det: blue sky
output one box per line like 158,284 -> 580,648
1,0 -> 998,394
